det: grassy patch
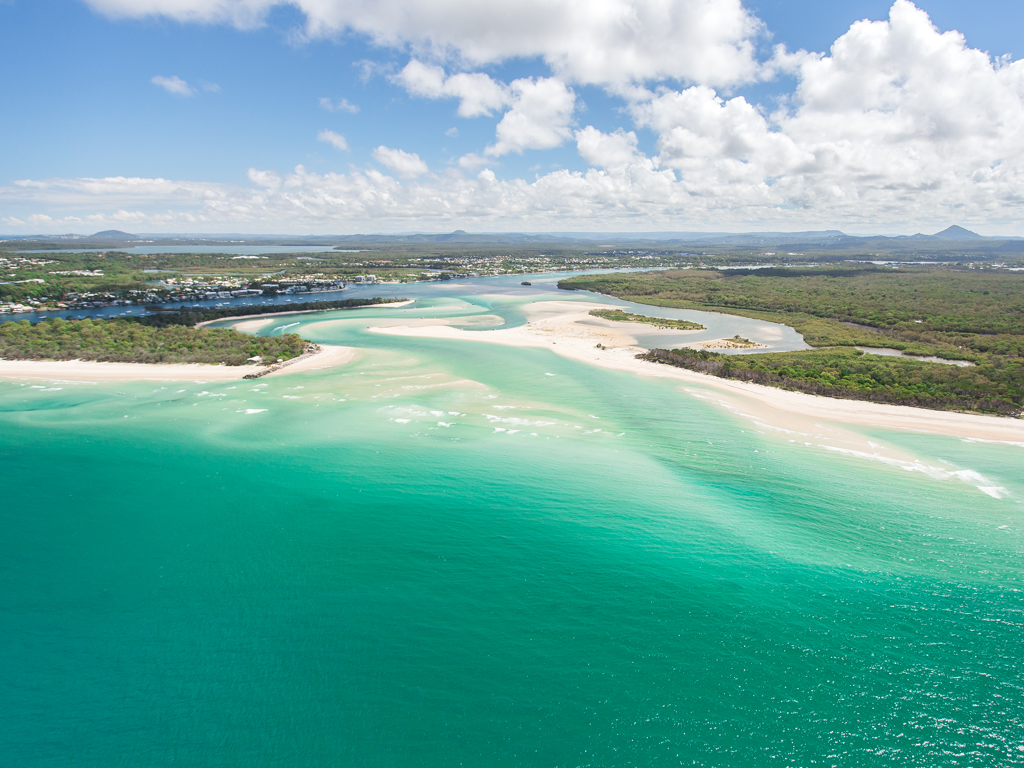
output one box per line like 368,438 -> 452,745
588,308 -> 704,330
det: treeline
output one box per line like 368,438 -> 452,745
638,347 -> 1024,416
140,297 -> 406,327
0,317 -> 306,366
560,267 -> 1024,415
560,267 -> 1024,358
561,268 -> 1024,354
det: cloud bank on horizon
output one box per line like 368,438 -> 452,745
5,0 -> 1024,234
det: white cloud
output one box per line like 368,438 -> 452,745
445,127 -> 459,137
575,126 -> 644,169
87,0 -> 762,88
395,61 -> 508,117
486,77 -> 576,156
151,75 -> 195,96
247,169 -> 282,190
394,64 -> 577,155
10,2 -> 1024,234
457,153 -> 488,170
372,146 -> 429,177
319,97 -> 359,113
620,1 -> 1024,221
317,129 -> 350,151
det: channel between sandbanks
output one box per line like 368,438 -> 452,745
368,301 -> 1024,445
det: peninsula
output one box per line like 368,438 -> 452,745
561,267 -> 1024,416
588,308 -> 705,330
0,297 -> 405,378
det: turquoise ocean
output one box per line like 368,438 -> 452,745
2,275 -> 1023,766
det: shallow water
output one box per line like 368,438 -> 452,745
2,276 -> 1023,766
857,346 -> 976,367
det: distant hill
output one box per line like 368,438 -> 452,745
931,225 -> 984,240
333,230 -> 577,245
91,230 -> 140,241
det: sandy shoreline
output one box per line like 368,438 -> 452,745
369,301 -> 1024,444
0,344 -> 356,383
4,298 -> 1022,445
195,299 -> 415,328
0,298 -> 405,382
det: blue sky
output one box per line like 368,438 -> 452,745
3,0 -> 1024,234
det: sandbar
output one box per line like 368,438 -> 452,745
195,299 -> 416,328
0,344 -> 356,383
369,301 -> 1024,445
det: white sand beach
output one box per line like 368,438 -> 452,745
0,344 -> 356,383
369,301 -> 1024,445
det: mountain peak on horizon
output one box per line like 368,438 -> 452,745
932,225 -> 983,240
91,230 -> 138,240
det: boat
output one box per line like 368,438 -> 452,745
521,281 -> 531,285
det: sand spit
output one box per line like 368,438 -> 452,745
690,337 -> 768,350
196,299 -> 416,328
369,301 -> 1024,445
0,344 -> 356,383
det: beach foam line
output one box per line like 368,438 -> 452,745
819,445 -> 1009,499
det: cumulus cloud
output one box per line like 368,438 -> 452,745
575,127 -> 644,169
621,1 -> 1024,219
317,129 -> 350,151
395,61 -> 508,117
394,63 -> 576,154
86,0 -> 762,87
486,78 -> 576,156
151,75 -> 194,96
372,146 -> 429,177
319,96 -> 359,113
457,153 -> 488,169
395,64 -> 577,155
9,1 -> 1024,234
247,168 -> 282,190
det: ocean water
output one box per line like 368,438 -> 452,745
2,277 -> 1023,767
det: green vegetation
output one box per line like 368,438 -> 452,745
639,347 -> 1023,416
561,267 -> 1024,360
588,308 -> 705,330
0,298 -> 406,365
0,244 -> 688,312
0,317 -> 306,366
562,266 -> 1024,415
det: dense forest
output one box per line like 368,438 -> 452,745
0,298 -> 404,365
0,317 -> 306,365
561,267 -> 1024,354
561,267 -> 1024,415
638,347 -> 1024,416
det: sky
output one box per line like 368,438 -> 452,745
2,0 -> 1024,235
